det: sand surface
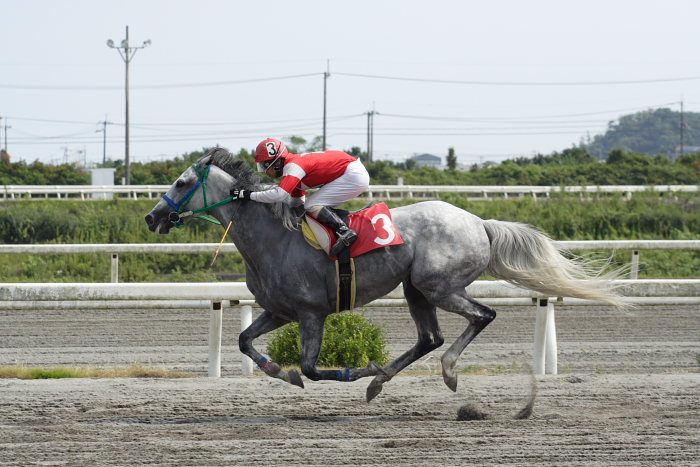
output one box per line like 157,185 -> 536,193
1,305 -> 699,466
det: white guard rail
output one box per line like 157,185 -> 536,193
1,240 -> 698,282
2,280 -> 699,377
2,184 -> 698,200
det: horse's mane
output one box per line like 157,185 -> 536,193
199,148 -> 299,231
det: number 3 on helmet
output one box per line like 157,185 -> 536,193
255,138 -> 288,173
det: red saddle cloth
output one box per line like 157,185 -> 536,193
306,202 -> 404,259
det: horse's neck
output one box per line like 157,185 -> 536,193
227,202 -> 294,264
205,167 -> 295,267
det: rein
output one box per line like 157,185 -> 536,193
162,164 -> 235,228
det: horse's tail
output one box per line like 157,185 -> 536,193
482,219 -> 626,308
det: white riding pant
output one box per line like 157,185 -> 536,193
305,160 -> 370,216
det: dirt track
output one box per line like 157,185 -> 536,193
1,305 -> 699,466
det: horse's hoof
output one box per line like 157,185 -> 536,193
366,379 -> 384,403
442,367 -> 458,392
366,374 -> 391,402
287,369 -> 304,389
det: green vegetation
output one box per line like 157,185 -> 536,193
459,362 -> 521,375
3,146 -> 700,188
587,108 -> 700,158
266,311 -> 389,368
0,159 -> 89,185
0,363 -> 195,379
0,199 -> 244,282
0,191 -> 698,282
364,147 -> 700,185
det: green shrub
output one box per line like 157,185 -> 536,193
266,311 -> 389,368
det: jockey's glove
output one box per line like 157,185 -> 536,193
291,204 -> 306,220
230,189 -> 252,200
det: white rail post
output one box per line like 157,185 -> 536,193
240,305 -> 253,376
208,300 -> 223,377
544,301 -> 558,375
533,298 -> 558,375
630,250 -> 640,279
110,254 -> 119,283
533,298 -> 548,375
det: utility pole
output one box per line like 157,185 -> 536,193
322,60 -> 330,151
2,118 -> 10,154
366,109 -> 376,163
107,26 -> 151,185
680,99 -> 685,158
96,117 -> 111,165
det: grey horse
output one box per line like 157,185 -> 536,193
145,148 -> 623,402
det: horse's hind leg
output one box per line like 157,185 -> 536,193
296,280 -> 444,403
365,279 -> 445,402
430,290 -> 496,392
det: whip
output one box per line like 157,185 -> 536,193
209,220 -> 233,267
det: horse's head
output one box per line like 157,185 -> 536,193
145,148 -> 256,234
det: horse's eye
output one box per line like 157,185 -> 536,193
175,179 -> 185,188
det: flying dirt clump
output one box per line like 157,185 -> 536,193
456,403 -> 490,421
457,370 -> 538,421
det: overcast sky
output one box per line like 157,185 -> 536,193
2,0 -> 700,167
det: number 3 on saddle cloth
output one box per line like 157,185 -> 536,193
301,202 -> 404,312
301,202 -> 404,259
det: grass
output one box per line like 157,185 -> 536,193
0,363 -> 195,379
1,196 -> 699,282
459,361 -> 522,375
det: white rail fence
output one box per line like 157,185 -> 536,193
1,280 -> 699,378
2,240 -> 699,282
1,241 -> 698,376
2,184 -> 698,201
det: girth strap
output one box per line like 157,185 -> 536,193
335,247 -> 355,312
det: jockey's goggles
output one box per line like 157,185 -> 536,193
256,155 -> 282,173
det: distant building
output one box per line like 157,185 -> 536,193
411,153 -> 442,168
672,145 -> 700,160
90,168 -> 117,200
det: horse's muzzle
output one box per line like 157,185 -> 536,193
144,211 -> 171,234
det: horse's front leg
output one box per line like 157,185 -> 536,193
239,310 -> 304,388
298,314 -> 387,383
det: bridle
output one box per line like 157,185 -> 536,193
162,163 -> 235,228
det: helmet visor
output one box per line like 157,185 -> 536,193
256,155 -> 281,173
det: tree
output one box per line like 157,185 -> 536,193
446,147 -> 457,170
346,146 -> 365,162
284,135 -> 323,153
587,108 -> 700,158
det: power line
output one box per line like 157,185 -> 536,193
5,113 -> 364,127
4,69 -> 700,90
377,102 -> 683,122
0,72 -> 323,90
334,72 -> 700,86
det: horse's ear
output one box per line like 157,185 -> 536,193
198,154 -> 213,168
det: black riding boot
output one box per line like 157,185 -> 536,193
315,207 -> 358,256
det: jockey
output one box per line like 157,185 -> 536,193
232,138 -> 370,255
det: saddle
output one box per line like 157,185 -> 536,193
301,202 -> 403,259
301,202 -> 404,312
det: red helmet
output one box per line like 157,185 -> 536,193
254,138 -> 288,172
